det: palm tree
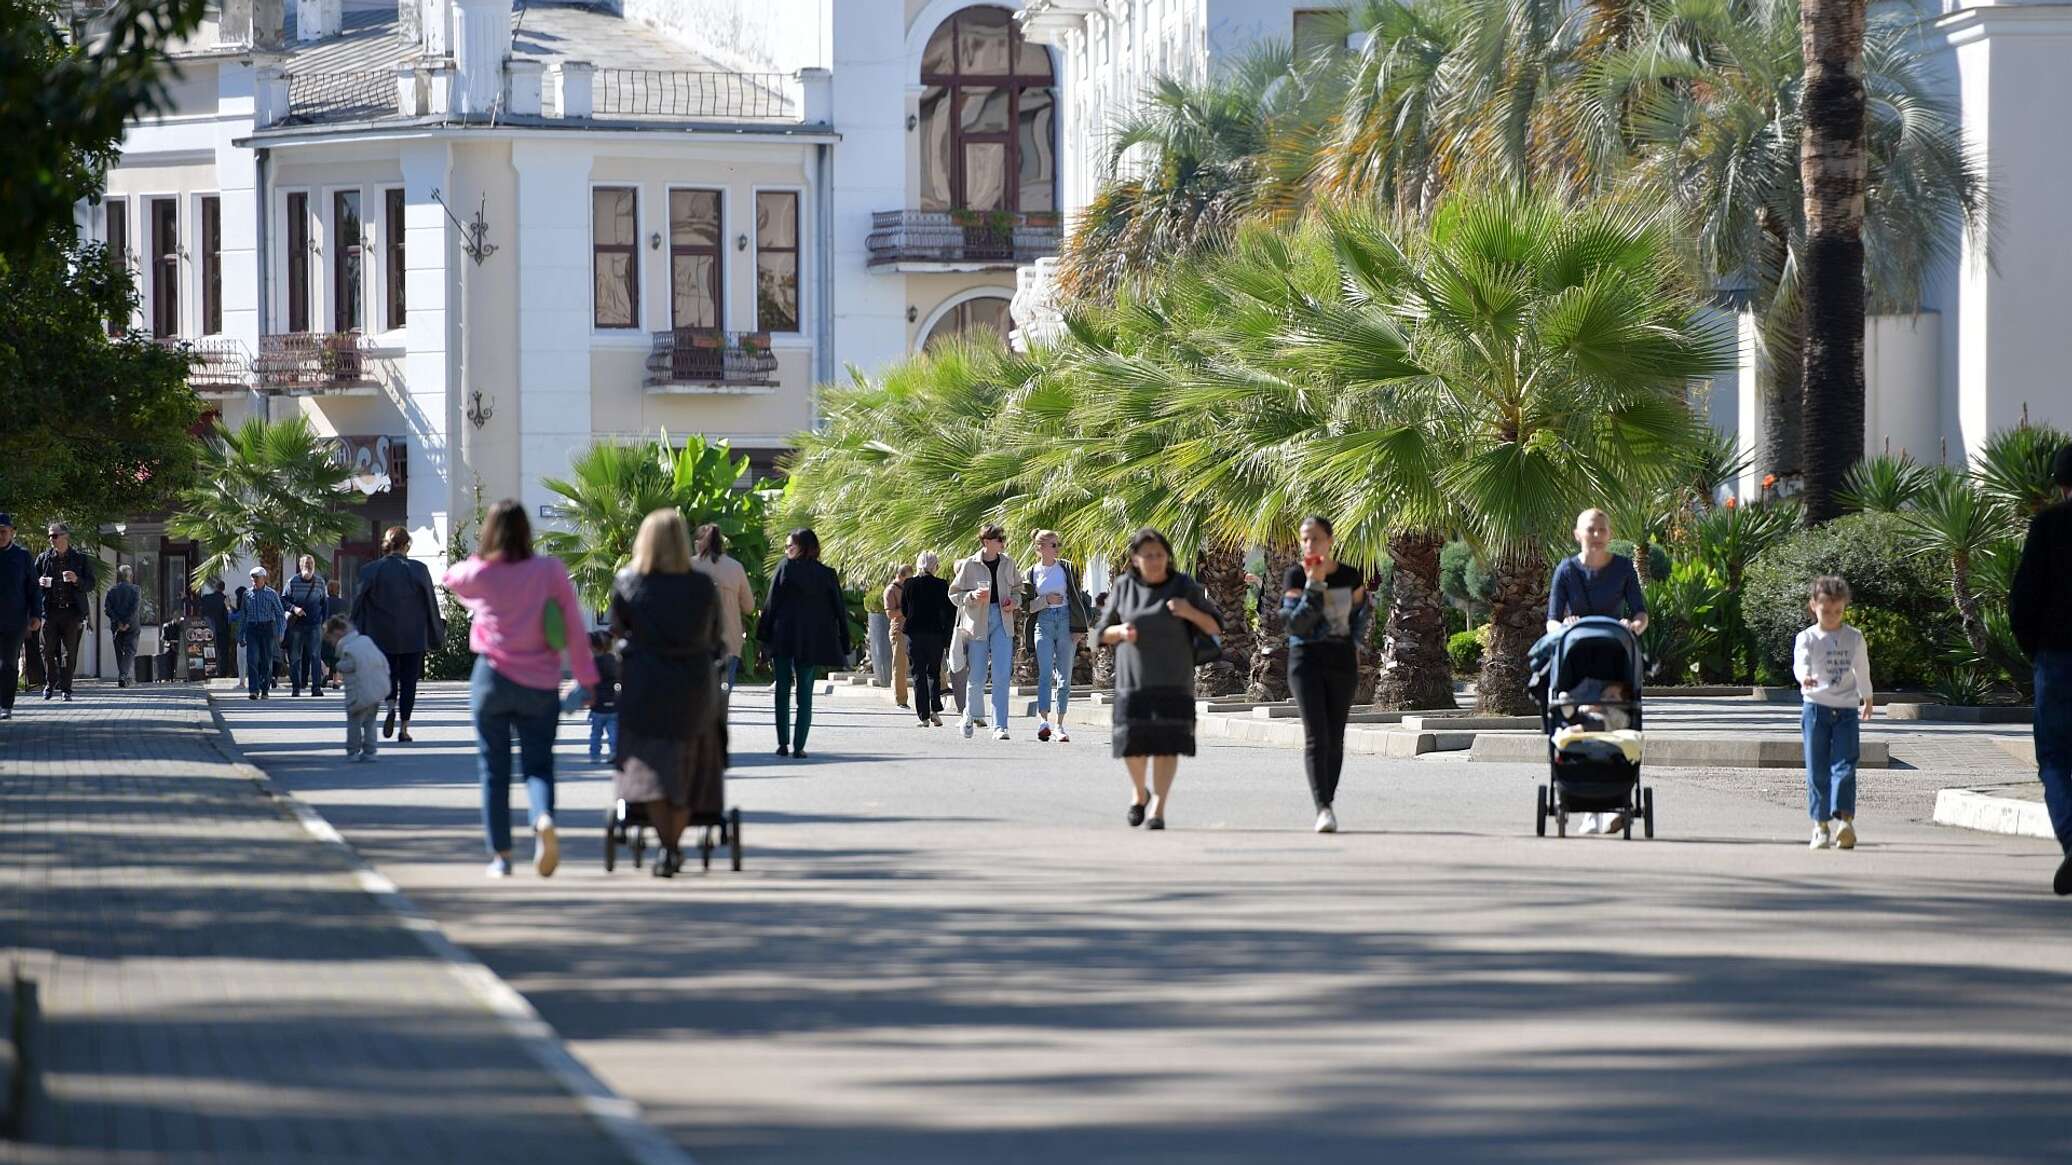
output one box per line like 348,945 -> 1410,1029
170,415 -> 363,587
1900,469 -> 2016,656
1279,193 -> 1729,713
1974,420 -> 2072,518
1797,0 -> 1869,524
1837,451 -> 1932,512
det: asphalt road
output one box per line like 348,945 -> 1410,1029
217,682 -> 2072,1163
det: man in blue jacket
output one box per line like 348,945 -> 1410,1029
2010,444 -> 2072,896
104,564 -> 143,688
0,512 -> 44,719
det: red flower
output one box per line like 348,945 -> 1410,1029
1762,473 -> 1777,489
1724,494 -> 1740,510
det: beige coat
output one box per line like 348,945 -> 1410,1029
947,550 -> 1020,643
689,553 -> 756,659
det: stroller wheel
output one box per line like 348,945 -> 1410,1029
1535,786 -> 1548,837
729,807 -> 743,872
1622,810 -> 1634,840
632,830 -> 645,869
603,820 -> 618,872
1644,787 -> 1656,838
1556,809 -> 1567,839
700,827 -> 714,871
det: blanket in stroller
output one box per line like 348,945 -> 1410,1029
1551,726 -> 1643,763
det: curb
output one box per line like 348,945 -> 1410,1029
1933,786 -> 2055,840
200,694 -> 698,1165
1467,733 -> 1892,769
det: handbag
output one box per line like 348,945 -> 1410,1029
1191,628 -> 1224,667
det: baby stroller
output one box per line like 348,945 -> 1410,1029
1529,616 -> 1654,839
603,659 -> 742,872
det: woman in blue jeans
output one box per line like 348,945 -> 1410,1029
1021,530 -> 1091,743
442,501 -> 600,878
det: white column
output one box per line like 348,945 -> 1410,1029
214,60 -> 265,429
829,0 -> 909,371
451,0 -> 512,117
400,142 -> 457,568
511,140 -> 593,527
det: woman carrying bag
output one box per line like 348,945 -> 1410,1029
1092,528 -> 1223,830
1021,530 -> 1093,743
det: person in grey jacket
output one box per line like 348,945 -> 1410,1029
351,526 -> 446,742
104,565 -> 143,688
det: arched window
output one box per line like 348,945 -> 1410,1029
923,295 -> 1013,349
918,6 -> 1056,214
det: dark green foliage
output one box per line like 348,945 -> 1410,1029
1743,512 -> 1956,680
1439,540 -> 1494,617
425,507 -> 479,682
1848,606 -> 1939,691
1838,453 -> 1932,513
1608,538 -> 1671,580
1446,629 -> 1483,672
168,416 -> 363,585
1974,422 -> 2072,518
1641,561 -> 1732,684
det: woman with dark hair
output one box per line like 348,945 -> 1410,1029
442,500 -> 599,879
755,528 -> 849,759
351,524 -> 446,742
611,509 -> 726,878
1282,516 -> 1370,834
1092,528 -> 1223,830
688,523 -> 756,697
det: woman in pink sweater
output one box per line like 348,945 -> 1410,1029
443,500 -> 601,879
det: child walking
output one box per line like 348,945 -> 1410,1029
1795,576 -> 1874,849
587,629 -> 621,763
326,616 -> 391,762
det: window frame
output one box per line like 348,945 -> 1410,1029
284,189 -> 312,333
199,194 -> 222,336
918,6 -> 1056,214
751,186 -> 802,335
665,186 -> 725,333
382,187 -> 406,334
332,189 -> 364,334
590,185 -> 641,331
147,195 -> 181,339
104,197 -> 130,335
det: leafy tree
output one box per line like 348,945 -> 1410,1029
168,416 -> 363,585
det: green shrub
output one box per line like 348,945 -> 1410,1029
1447,629 -> 1484,672
1443,604 -> 1467,636
1848,605 -> 1940,690
425,510 -> 479,682
1641,560 -> 1730,684
1744,512 -> 1957,680
1608,538 -> 1672,580
1439,540 -> 1494,616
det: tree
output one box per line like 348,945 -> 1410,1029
1797,0 -> 1870,523
169,416 -> 363,586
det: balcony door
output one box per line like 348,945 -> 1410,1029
918,6 -> 1055,215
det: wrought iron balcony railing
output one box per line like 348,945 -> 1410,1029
157,336 -> 253,392
866,210 -> 1061,269
254,332 -> 379,394
644,329 -> 780,389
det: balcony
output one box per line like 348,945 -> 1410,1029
158,337 -> 253,394
643,330 -> 780,393
866,210 -> 1061,271
254,333 -> 380,395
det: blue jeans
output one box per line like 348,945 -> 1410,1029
1802,703 -> 1861,821
965,615 -> 1012,728
471,656 -> 560,855
1032,606 -> 1074,720
285,621 -> 323,692
2035,650 -> 2072,853
588,710 -> 620,761
243,623 -> 278,694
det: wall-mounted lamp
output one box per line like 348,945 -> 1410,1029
905,305 -> 918,323
650,232 -> 662,251
905,113 -> 917,131
735,233 -> 749,252
466,389 -> 496,429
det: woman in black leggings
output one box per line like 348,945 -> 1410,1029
1282,516 -> 1370,833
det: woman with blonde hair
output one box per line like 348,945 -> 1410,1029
1021,529 -> 1093,743
609,508 -> 727,877
688,523 -> 756,699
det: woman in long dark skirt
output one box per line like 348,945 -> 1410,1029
1092,528 -> 1223,830
609,509 -> 727,878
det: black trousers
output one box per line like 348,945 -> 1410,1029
1289,643 -> 1358,810
210,617 -> 236,677
908,634 -> 947,720
0,626 -> 21,710
385,650 -> 426,720
113,629 -> 139,684
42,614 -> 86,694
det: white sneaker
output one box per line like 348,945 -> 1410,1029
486,856 -> 512,878
1037,720 -> 1053,742
1834,819 -> 1857,850
1810,821 -> 1832,849
1315,807 -> 1338,834
994,727 -> 1010,741
1578,813 -> 1604,835
961,720 -> 975,739
534,813 -> 560,877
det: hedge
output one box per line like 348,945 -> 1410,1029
1743,512 -> 1956,686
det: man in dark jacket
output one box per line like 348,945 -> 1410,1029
0,512 -> 44,719
197,579 -> 235,679
34,522 -> 95,700
282,554 -> 330,696
351,526 -> 446,741
2010,444 -> 2072,896
104,564 -> 143,688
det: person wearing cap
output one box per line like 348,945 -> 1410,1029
103,564 -> 142,688
238,566 -> 286,699
33,522 -> 95,701
0,512 -> 43,719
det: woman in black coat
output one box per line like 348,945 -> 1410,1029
754,528 -> 850,759
351,525 -> 447,741
609,509 -> 726,878
899,551 -> 956,727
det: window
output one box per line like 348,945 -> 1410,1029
592,187 -> 638,329
668,189 -> 721,330
149,198 -> 179,338
384,188 -> 405,330
1293,9 -> 1346,59
105,199 -> 127,335
286,192 -> 310,332
333,190 -> 362,332
918,6 -> 1055,213
755,190 -> 799,333
200,196 -> 222,335
923,296 -> 1011,350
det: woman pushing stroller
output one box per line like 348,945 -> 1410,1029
1545,508 -> 1648,833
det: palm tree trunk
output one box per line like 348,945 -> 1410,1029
1632,535 -> 1653,586
1479,548 -> 1549,716
1246,547 -> 1295,702
1952,551 -> 1989,656
1192,545 -> 1253,697
1374,529 -> 1457,710
1757,318 -> 1806,486
1798,0 -> 1869,524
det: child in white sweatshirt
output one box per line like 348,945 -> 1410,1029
326,616 -> 392,762
1795,576 -> 1874,850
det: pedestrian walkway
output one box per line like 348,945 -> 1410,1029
0,685 -> 633,1165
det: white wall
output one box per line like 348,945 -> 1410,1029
829,0 -> 915,376
623,0 -> 832,72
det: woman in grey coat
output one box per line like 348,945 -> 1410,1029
1092,528 -> 1222,831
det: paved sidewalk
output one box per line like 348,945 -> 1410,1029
0,685 -> 634,1165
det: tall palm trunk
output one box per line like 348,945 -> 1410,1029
1479,548 -> 1549,716
1374,529 -> 1456,710
1246,547 -> 1294,702
1798,0 -> 1869,524
1950,550 -> 1988,657
1193,545 -> 1253,696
